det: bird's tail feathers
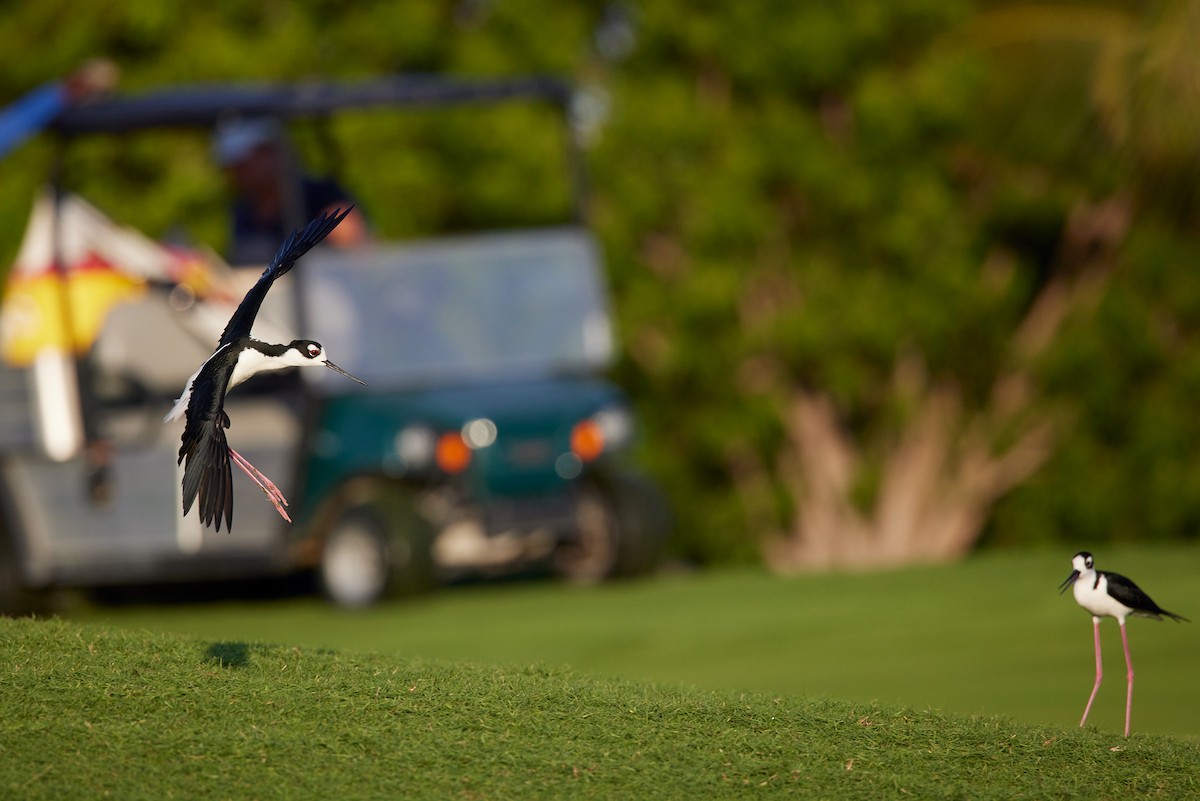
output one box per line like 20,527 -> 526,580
180,420 -> 233,533
1138,608 -> 1190,623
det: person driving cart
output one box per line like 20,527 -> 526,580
213,117 -> 368,265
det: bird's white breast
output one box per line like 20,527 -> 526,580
230,341 -> 317,387
229,346 -> 282,389
1073,571 -> 1133,621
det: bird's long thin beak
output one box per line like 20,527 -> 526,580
325,360 -> 366,385
1058,570 -> 1080,594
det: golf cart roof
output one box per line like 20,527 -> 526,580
50,74 -> 574,135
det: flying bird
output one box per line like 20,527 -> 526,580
1059,551 -> 1187,736
165,207 -> 365,532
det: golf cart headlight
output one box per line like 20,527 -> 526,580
594,407 -> 633,450
461,417 -> 498,449
395,426 -> 435,468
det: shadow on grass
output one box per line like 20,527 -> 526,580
205,641 -> 251,668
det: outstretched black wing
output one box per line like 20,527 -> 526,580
217,206 -> 353,347
177,348 -> 236,532
1105,571 -> 1189,622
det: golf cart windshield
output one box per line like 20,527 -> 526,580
300,227 -> 613,387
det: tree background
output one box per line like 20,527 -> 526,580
2,0 -> 1198,567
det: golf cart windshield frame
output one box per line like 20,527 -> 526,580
47,73 -> 587,222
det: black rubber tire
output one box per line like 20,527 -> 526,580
552,483 -> 620,584
318,489 -> 437,607
553,469 -> 671,583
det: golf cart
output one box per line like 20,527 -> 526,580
0,74 -> 669,612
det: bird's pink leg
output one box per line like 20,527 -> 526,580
1120,621 -> 1134,737
1079,617 -> 1103,728
233,453 -> 286,504
228,448 -> 286,505
228,447 -> 291,523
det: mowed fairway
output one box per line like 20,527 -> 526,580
70,545 -> 1200,739
6,617 -> 1200,800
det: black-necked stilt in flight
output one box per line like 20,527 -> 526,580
1058,551 -> 1187,736
165,207 -> 365,532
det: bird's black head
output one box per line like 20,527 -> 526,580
1059,551 -> 1094,594
290,339 -> 325,360
286,339 -> 366,385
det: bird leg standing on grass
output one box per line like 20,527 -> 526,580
1058,551 -> 1187,737
165,207 -> 366,532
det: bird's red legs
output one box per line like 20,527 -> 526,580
1120,621 -> 1134,737
228,446 -> 291,523
1079,616 -> 1103,729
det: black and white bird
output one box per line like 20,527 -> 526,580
1058,551 -> 1187,737
165,207 -> 365,532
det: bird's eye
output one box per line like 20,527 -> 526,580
307,345 -> 321,358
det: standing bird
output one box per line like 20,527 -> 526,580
165,207 -> 365,532
1058,551 -> 1187,736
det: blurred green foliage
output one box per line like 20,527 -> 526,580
2,0 -> 1198,562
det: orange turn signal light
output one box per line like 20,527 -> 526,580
435,431 -> 472,474
570,418 -> 605,462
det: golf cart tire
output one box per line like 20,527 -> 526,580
553,482 -> 620,584
554,470 -> 671,584
605,470 -> 672,577
318,491 -> 437,607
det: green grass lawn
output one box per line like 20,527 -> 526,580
3,616 -> 1200,800
68,545 -> 1200,739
